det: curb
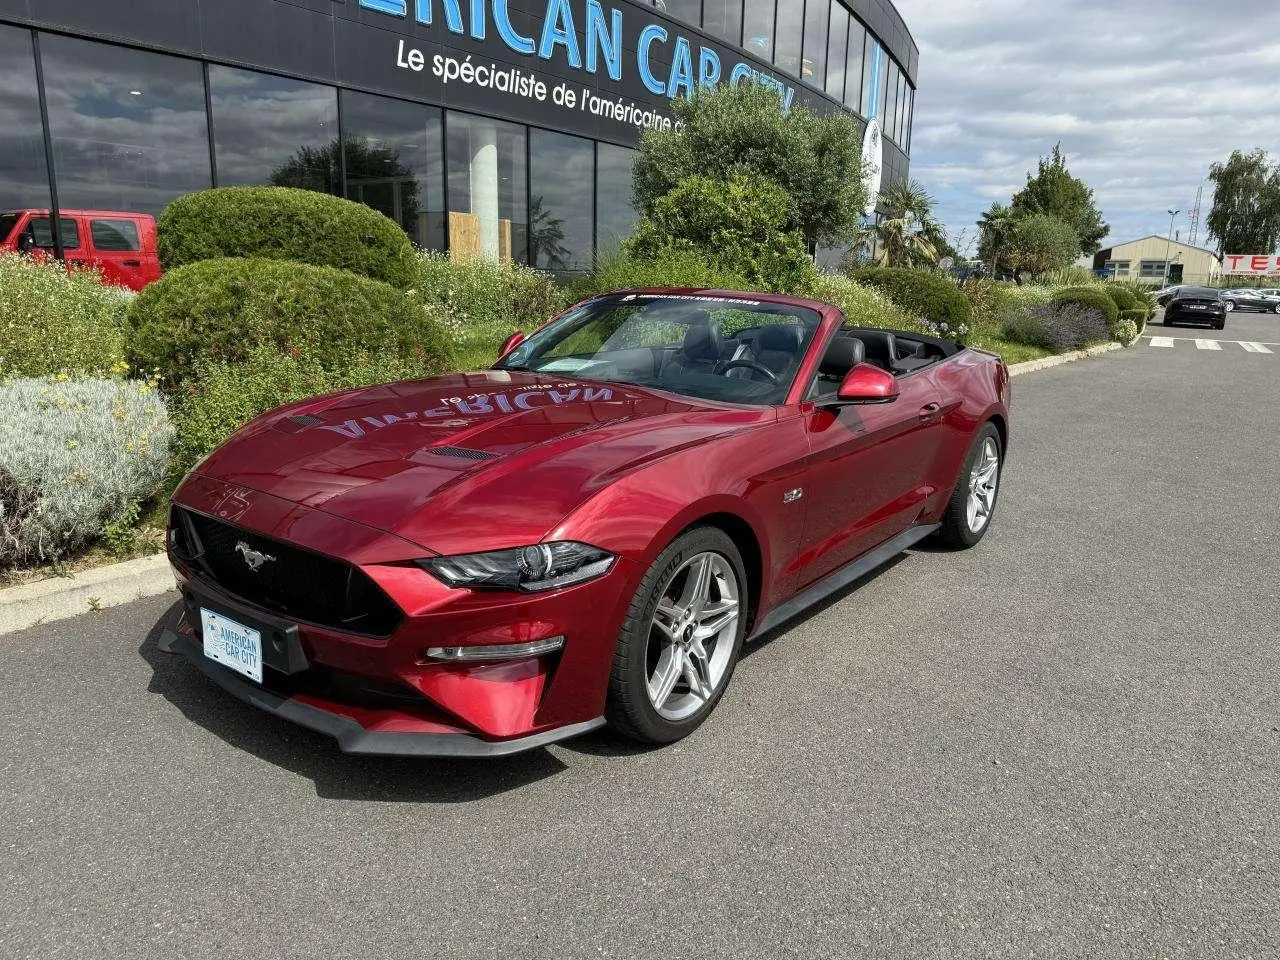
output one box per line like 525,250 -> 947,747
1007,340 -> 1124,377
0,553 -> 175,636
3,337 -> 1133,635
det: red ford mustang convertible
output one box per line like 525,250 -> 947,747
162,290 -> 1010,755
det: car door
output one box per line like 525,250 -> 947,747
87,216 -> 152,290
794,368 -> 945,588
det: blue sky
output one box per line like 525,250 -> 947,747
894,0 -> 1280,256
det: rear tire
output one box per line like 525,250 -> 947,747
606,527 -> 747,745
936,423 -> 1003,550
1163,313 -> 1174,326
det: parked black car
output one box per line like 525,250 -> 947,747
1164,287 -> 1227,329
1221,288 -> 1280,313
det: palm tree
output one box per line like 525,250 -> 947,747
871,179 -> 941,268
977,202 -> 1014,276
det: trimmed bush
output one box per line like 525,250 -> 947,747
157,187 -> 418,289
626,174 -> 816,293
127,257 -> 453,390
1114,317 -> 1138,344
809,273 -> 922,332
850,267 -> 974,328
170,346 -> 440,478
415,252 -> 570,336
1052,285 -> 1119,332
1003,302 -> 1109,352
568,248 -> 759,302
1103,283 -> 1141,314
0,253 -> 129,379
0,377 -> 172,568
1114,280 -> 1157,320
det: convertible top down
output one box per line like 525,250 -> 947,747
162,289 -> 1011,754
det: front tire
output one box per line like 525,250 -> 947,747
1163,313 -> 1175,326
606,527 -> 747,745
936,423 -> 1003,549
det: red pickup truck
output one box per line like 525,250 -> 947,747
0,209 -> 163,292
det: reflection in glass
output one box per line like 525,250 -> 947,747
801,0 -> 828,87
446,112 -> 527,264
703,0 -> 743,47
884,64 -> 899,142
825,3 -> 848,101
340,91 -> 444,251
0,27 -> 50,213
877,48 -> 891,123
904,87 -> 914,154
846,21 -> 866,113
529,129 -> 594,274
209,65 -> 338,192
860,34 -> 877,118
40,33 -> 211,214
742,0 -> 774,61
774,0 -> 802,76
662,0 -> 702,27
595,143 -> 638,258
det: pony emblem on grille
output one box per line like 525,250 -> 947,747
235,541 -> 276,573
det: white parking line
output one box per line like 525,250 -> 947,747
1239,341 -> 1274,353
1195,339 -> 1222,350
1149,336 -> 1175,348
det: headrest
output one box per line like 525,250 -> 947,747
682,317 -> 722,362
757,323 -> 804,353
819,336 -> 866,377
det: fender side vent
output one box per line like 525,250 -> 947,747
431,445 -> 497,461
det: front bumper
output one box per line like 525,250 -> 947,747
159,624 -> 604,756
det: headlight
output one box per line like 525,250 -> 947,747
417,542 -> 616,592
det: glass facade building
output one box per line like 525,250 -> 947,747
0,0 -> 916,273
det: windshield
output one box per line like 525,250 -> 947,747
497,294 -> 823,405
1178,287 -> 1220,298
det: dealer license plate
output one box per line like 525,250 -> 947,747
1187,304 -> 1206,310
201,608 -> 263,683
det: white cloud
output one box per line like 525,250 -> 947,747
895,0 -> 1280,253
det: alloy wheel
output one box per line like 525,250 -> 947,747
966,437 -> 1000,533
646,552 -> 740,721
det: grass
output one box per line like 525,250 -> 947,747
971,337 -> 1053,365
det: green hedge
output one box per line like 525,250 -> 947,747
1052,285 -> 1119,332
809,273 -> 921,332
157,187 -> 418,289
850,267 -> 974,328
568,248 -> 759,302
1102,283 -> 1142,315
127,257 -> 452,390
0,253 -> 130,379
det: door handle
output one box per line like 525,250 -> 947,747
919,403 -> 941,420
122,260 -> 141,267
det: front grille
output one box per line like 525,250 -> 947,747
174,508 -> 403,637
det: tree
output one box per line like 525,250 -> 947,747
977,202 -> 1015,276
1010,144 -> 1109,255
270,137 -> 419,234
528,196 -> 569,271
868,179 -> 941,268
1206,149 -> 1280,255
633,81 -> 867,250
1002,214 -> 1080,277
627,173 -> 815,292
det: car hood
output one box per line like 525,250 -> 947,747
191,370 -> 771,554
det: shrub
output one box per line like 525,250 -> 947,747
414,252 -> 569,336
1004,302 -> 1109,352
627,174 -> 816,293
851,267 -> 974,328
1003,214 -> 1080,277
0,377 -> 172,568
1102,283 -> 1141,314
1052,285 -> 1119,332
170,346 -> 439,478
0,254 -> 129,380
1035,264 -> 1098,287
568,248 -> 759,302
127,257 -> 452,390
157,187 -> 418,289
1114,317 -> 1138,344
1113,280 -> 1157,319
809,273 -> 922,331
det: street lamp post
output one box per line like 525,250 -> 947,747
1163,209 -> 1180,285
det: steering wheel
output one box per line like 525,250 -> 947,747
716,358 -> 778,383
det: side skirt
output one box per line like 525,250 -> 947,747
748,523 -> 941,640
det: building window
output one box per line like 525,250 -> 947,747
845,20 -> 865,112
661,0 -> 702,27
801,0 -> 828,87
742,0 -> 774,61
703,0 -> 743,46
209,65 -> 338,193
529,129 -> 594,274
446,111 -> 527,263
1138,260 -> 1169,279
859,33 -> 877,118
773,0 -> 803,76
596,143 -> 638,258
0,26 -> 50,213
340,90 -> 444,252
896,75 -> 910,144
39,33 -> 211,215
884,63 -> 899,142
903,85 -> 914,154
876,47 -> 891,123
1104,260 -> 1131,277
824,3 -> 848,101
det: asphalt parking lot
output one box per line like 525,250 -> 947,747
3,313 -> 1278,960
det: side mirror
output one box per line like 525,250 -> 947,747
497,330 -> 526,359
832,363 -> 899,405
